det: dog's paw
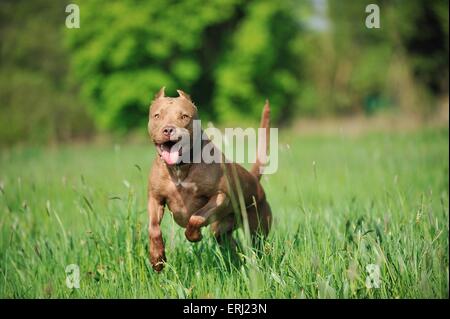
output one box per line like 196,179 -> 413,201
185,216 -> 205,242
150,252 -> 166,272
188,215 -> 205,228
185,224 -> 203,242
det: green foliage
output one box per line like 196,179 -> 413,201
213,0 -> 306,123
1,128 -> 448,297
67,0 -> 246,130
67,0 -> 449,131
66,0 -> 313,129
0,0 -> 93,146
1,0 -> 448,141
297,0 -> 449,116
394,0 -> 449,94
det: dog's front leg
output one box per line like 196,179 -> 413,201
148,195 -> 166,271
185,192 -> 229,242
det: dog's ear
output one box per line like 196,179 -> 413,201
155,86 -> 166,99
177,89 -> 192,102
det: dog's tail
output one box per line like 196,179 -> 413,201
251,100 -> 270,181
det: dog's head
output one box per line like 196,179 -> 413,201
148,87 -> 198,165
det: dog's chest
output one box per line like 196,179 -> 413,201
164,174 -> 208,226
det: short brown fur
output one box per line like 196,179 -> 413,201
147,88 -> 272,271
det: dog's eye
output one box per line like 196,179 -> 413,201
154,114 -> 160,119
181,114 -> 190,120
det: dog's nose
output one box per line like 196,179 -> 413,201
162,126 -> 175,137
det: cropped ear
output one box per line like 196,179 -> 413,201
177,89 -> 192,102
155,86 -> 166,99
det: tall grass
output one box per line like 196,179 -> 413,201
0,127 -> 448,298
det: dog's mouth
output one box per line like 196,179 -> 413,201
155,141 -> 183,165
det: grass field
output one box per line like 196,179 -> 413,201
0,127 -> 448,298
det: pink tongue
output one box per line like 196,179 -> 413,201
161,149 -> 180,165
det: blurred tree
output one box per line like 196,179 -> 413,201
1,0 -> 447,144
67,0 -> 235,130
301,0 -> 449,116
66,0 -> 310,130
213,0 -> 308,124
395,0 -> 449,95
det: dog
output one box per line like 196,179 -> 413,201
147,87 -> 272,271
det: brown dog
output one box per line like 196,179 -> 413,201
147,87 -> 272,271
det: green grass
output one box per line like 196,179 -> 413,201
0,127 -> 448,298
